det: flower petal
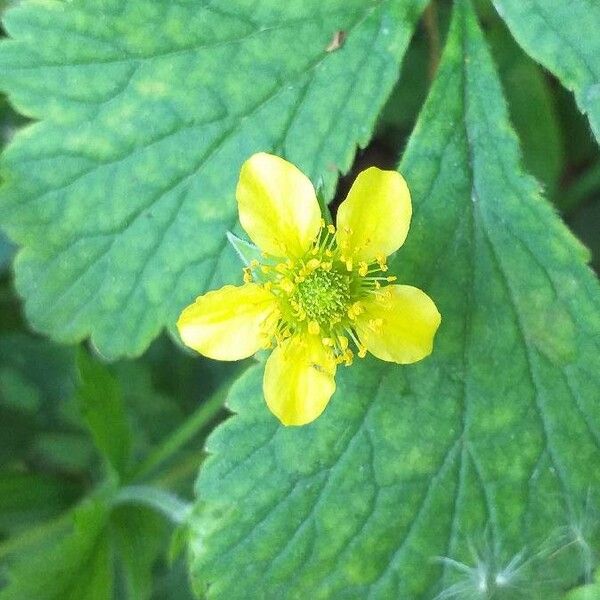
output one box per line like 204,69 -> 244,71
177,283 -> 278,361
356,285 -> 441,364
236,153 -> 321,258
336,167 -> 412,264
264,333 -> 336,426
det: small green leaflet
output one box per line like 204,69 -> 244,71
189,1 -> 600,598
0,496 -> 168,600
0,0 -> 426,359
492,0 -> 600,144
0,499 -> 113,600
76,348 -> 132,479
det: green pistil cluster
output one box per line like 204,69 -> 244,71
291,267 -> 351,326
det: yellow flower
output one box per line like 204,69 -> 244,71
177,153 -> 441,426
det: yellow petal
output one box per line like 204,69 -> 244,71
236,153 -> 321,258
336,167 -> 412,264
177,284 -> 278,361
355,285 -> 441,364
263,333 -> 336,426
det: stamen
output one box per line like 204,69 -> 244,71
308,320 -> 320,335
279,278 -> 294,293
337,335 -> 349,350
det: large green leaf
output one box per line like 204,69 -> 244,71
0,0 -> 425,359
492,0 -> 600,143
189,1 -> 600,598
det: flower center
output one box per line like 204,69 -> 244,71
290,266 -> 351,326
242,220 -> 397,365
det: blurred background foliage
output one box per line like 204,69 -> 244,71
0,0 -> 598,597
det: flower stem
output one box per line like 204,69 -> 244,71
132,378 -> 233,480
113,485 -> 191,524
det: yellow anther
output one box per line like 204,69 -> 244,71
358,262 -> 369,277
243,270 -> 253,283
280,278 -> 294,294
338,335 -> 349,351
376,254 -> 388,272
322,337 -> 334,347
386,276 -> 397,282
368,318 -> 383,332
306,258 -> 321,271
345,258 -> 353,271
327,224 -> 336,234
260,265 -> 272,274
343,349 -> 354,366
358,345 -> 367,358
320,218 -> 326,228
275,263 -> 288,274
325,249 -> 333,257
347,301 -> 363,319
249,259 -> 260,268
308,320 -> 320,335
321,261 -> 332,271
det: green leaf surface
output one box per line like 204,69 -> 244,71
492,0 -> 600,143
189,2 -> 600,598
564,569 -> 600,600
76,348 -> 131,478
0,0 -> 426,359
0,232 -> 14,273
0,499 -> 113,600
0,471 -> 81,533
111,505 -> 167,600
0,333 -> 77,467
